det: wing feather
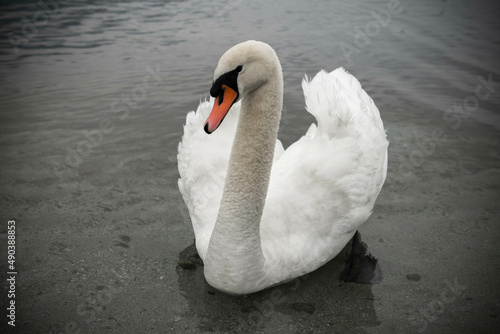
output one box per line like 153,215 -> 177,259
260,68 -> 388,279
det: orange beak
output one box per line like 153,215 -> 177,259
204,85 -> 238,134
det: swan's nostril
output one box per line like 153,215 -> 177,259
218,87 -> 225,105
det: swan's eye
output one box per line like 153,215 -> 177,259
211,66 -> 242,98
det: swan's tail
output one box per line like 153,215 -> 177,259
302,68 -> 385,140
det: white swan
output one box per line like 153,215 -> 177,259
178,40 -> 388,295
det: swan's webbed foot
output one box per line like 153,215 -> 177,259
340,231 -> 382,284
177,241 -> 204,270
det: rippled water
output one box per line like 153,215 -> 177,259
1,0 -> 499,156
1,0 -> 499,333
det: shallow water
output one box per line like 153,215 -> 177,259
1,0 -> 499,333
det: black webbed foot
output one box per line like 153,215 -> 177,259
340,231 -> 382,284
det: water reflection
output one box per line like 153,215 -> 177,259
177,242 -> 378,332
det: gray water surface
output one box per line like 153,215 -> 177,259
1,0 -> 499,333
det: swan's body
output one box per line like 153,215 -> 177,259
178,41 -> 388,294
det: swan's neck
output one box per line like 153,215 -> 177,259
205,71 -> 283,293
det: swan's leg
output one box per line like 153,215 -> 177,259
340,231 -> 382,284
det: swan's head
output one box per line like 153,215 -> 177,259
204,40 -> 281,134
